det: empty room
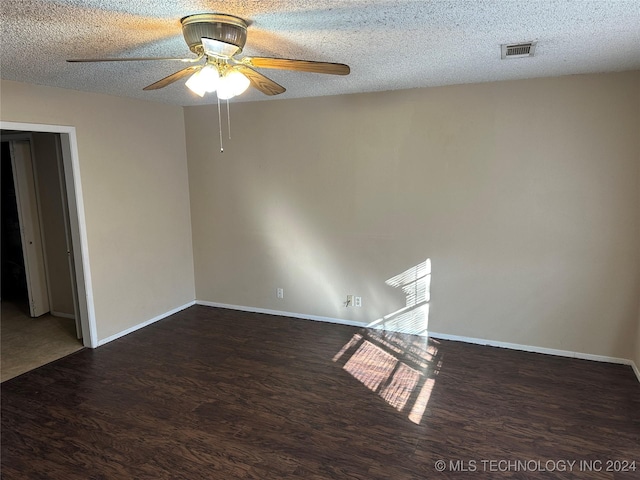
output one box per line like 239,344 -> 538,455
1,1 -> 639,478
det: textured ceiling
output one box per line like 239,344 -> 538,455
1,0 -> 639,106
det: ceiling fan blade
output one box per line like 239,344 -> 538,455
67,57 -> 198,63
244,57 -> 350,75
143,65 -> 201,91
233,65 -> 285,96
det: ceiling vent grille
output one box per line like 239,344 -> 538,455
501,42 -> 537,59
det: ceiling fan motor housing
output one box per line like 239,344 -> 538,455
181,14 -> 248,54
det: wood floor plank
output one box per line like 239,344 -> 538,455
2,305 -> 639,479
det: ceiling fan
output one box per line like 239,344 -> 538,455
67,13 -> 351,99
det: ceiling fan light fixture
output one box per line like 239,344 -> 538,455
216,70 -> 250,100
200,65 -> 221,93
185,74 -> 206,97
227,70 -> 251,96
185,65 -> 220,96
181,14 -> 248,55
216,78 -> 235,100
201,37 -> 241,58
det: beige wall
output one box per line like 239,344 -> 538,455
186,71 -> 640,360
1,80 -> 195,341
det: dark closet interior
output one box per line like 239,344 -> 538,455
1,142 -> 29,304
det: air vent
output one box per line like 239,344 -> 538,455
501,42 -> 537,59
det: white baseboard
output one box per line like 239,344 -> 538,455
428,331 -> 637,368
632,361 -> 640,383
195,300 -> 365,329
50,311 -> 75,319
97,301 -> 196,347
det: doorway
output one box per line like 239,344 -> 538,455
1,142 -> 30,310
1,122 -> 97,380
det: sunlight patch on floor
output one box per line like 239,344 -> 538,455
335,332 -> 441,424
343,340 -> 399,392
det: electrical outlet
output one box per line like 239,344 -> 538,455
354,296 -> 362,307
277,288 -> 284,299
346,295 -> 354,307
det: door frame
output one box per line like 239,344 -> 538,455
1,121 -> 97,348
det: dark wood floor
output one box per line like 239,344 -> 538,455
2,306 -> 639,479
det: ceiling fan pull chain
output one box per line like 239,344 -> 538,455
227,98 -> 232,139
217,94 -> 224,153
